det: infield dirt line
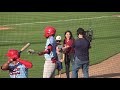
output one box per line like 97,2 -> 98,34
55,53 -> 120,78
0,26 -> 12,30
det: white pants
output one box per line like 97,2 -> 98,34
43,60 -> 56,78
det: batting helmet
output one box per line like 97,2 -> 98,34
5,49 -> 19,59
44,26 -> 56,38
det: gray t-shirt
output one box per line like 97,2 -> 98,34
56,44 -> 63,61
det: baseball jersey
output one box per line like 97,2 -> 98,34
44,36 -> 57,60
9,62 -> 28,78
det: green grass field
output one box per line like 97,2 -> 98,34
0,12 -> 120,78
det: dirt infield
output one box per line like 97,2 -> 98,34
0,26 -> 11,30
55,53 -> 120,78
113,14 -> 120,17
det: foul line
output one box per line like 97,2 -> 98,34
1,16 -> 115,26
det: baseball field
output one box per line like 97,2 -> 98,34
0,12 -> 120,78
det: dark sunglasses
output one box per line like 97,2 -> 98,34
56,40 -> 61,42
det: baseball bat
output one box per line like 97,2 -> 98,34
18,43 -> 31,57
20,43 -> 31,52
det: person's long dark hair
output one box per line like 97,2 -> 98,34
64,30 -> 74,40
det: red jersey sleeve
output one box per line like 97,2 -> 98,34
17,59 -> 33,69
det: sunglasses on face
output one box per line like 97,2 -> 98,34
56,40 -> 61,42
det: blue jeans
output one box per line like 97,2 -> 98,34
72,57 -> 89,78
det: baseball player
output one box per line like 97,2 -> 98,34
55,35 -> 64,78
1,49 -> 33,78
33,26 -> 57,78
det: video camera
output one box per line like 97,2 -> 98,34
84,27 -> 93,42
